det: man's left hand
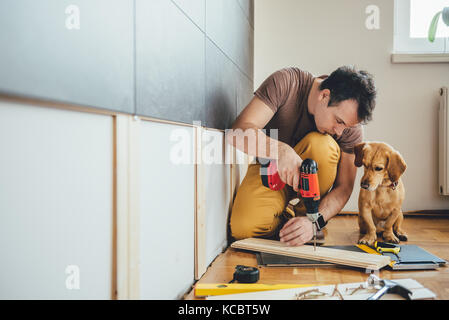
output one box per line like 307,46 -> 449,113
279,216 -> 314,246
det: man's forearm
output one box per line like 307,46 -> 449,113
318,185 -> 352,222
226,125 -> 284,160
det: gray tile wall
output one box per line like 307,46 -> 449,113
0,0 -> 135,113
136,0 -> 254,129
0,0 -> 254,130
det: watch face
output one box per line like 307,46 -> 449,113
317,215 -> 327,230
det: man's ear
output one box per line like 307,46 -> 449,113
387,150 -> 407,183
319,88 -> 331,104
353,142 -> 366,167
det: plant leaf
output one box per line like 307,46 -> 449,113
428,11 -> 442,42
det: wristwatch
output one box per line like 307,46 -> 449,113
306,212 -> 327,231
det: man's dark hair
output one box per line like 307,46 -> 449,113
319,66 -> 376,124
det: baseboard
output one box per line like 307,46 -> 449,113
339,210 -> 449,217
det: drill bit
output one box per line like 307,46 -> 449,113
313,224 -> 316,251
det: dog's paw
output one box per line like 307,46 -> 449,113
395,231 -> 408,242
398,234 -> 408,241
358,234 -> 377,247
383,232 -> 400,244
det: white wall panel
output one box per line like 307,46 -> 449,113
139,121 -> 195,299
0,100 -> 113,299
203,130 -> 231,266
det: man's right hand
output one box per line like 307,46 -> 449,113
227,96 -> 303,191
277,143 -> 303,192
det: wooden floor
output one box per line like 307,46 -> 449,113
185,214 -> 449,300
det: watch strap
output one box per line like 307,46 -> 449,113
306,212 -> 320,223
307,213 -> 327,230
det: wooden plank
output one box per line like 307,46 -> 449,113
115,114 -> 129,300
194,125 -> 207,280
228,143 -> 236,211
207,278 -> 436,300
115,114 -> 140,299
112,114 -> 118,300
339,210 -> 449,217
0,93 -> 120,117
231,238 -> 391,270
128,115 -> 140,299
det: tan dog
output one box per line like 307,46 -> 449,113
353,142 -> 408,246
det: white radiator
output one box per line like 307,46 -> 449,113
439,87 -> 449,196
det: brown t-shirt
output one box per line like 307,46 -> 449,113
254,67 -> 363,154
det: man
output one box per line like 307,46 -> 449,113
226,66 -> 376,246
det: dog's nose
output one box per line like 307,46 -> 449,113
361,182 -> 370,190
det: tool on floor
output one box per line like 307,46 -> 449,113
206,278 -> 435,300
228,265 -> 260,284
260,158 -> 325,251
356,243 -> 447,270
366,275 -> 412,300
373,241 -> 401,256
194,283 -> 314,297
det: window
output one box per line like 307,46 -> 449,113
394,0 -> 449,54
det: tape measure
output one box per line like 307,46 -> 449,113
229,265 -> 260,284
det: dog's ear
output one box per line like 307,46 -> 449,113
387,150 -> 407,183
353,142 -> 366,167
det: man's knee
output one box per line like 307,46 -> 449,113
230,214 -> 258,240
294,132 -> 340,162
229,165 -> 288,240
294,132 -> 341,195
230,203 -> 284,240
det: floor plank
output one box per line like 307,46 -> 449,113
184,215 -> 449,300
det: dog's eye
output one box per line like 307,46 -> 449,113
375,167 -> 383,171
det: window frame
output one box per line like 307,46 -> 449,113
394,0 -> 448,54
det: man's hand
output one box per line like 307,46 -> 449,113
279,217 -> 314,246
277,143 -> 303,192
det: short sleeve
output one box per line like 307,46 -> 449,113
334,124 -> 364,154
254,68 -> 292,113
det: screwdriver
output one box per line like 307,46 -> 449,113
374,241 -> 401,258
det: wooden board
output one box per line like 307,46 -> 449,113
194,125 -> 207,280
207,278 -> 436,300
231,238 -> 391,270
115,114 -> 141,299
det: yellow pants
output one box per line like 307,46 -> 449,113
230,132 -> 341,240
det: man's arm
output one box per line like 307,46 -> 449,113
318,151 -> 357,222
226,96 -> 304,190
279,150 -> 357,246
226,96 -> 277,158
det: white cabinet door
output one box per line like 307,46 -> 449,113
139,121 -> 195,299
203,129 -> 231,266
0,101 -> 114,299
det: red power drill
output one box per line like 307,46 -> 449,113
260,158 -> 320,198
260,158 -> 322,248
